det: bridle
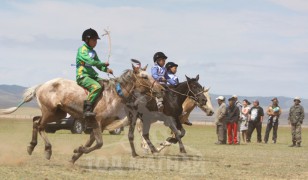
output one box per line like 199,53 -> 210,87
117,71 -> 159,102
132,72 -> 160,101
167,81 -> 206,104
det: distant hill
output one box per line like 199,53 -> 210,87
0,84 -> 307,125
0,85 -> 37,108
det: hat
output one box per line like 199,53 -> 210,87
271,97 -> 278,101
165,62 -> 178,70
232,95 -> 238,98
216,96 -> 225,101
153,52 -> 167,62
294,97 -> 301,102
228,97 -> 235,101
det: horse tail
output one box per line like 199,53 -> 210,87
0,84 -> 42,115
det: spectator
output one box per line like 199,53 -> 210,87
240,99 -> 251,143
215,96 -> 227,145
288,97 -> 305,147
232,95 -> 242,144
226,97 -> 240,145
247,100 -> 264,143
264,97 -> 282,144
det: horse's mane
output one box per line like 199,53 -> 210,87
103,69 -> 133,89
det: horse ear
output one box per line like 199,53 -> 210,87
132,64 -> 139,73
203,87 -> 210,93
185,75 -> 191,81
142,64 -> 148,71
196,74 -> 199,81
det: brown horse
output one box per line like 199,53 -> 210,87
0,60 -> 164,164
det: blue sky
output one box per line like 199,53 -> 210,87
0,0 -> 308,98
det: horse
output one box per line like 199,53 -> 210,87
123,75 -> 208,157
0,60 -> 165,164
137,90 -> 214,153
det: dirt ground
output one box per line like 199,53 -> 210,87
0,118 -> 307,180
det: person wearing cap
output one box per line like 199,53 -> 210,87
232,95 -> 242,144
288,97 -> 305,147
215,96 -> 227,144
247,100 -> 264,143
240,99 -> 251,143
76,28 -> 113,125
165,62 -> 179,86
264,97 -> 282,144
226,97 -> 240,144
151,52 -> 169,112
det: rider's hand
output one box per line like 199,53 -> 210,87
105,62 -> 110,67
160,77 -> 167,82
107,69 -> 113,74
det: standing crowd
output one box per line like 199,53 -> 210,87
214,95 -> 305,147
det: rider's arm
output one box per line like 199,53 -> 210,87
151,66 -> 161,81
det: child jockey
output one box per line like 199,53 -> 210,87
76,28 -> 113,119
165,62 -> 179,86
151,52 -> 168,112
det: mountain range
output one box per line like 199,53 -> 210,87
0,84 -> 307,125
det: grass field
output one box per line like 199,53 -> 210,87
0,118 -> 307,180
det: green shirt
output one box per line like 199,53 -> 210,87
76,44 -> 108,79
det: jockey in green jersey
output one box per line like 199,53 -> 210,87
76,28 -> 113,119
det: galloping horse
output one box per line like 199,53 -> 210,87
137,90 -> 214,153
123,75 -> 208,156
0,60 -> 165,164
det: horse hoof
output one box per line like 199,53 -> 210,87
27,146 -> 34,155
45,150 -> 52,160
132,153 -> 139,158
73,146 -> 83,153
180,150 -> 187,154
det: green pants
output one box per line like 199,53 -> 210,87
77,76 -> 103,104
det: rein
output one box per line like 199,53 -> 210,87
167,81 -> 204,102
132,73 -> 158,101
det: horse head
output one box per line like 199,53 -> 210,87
200,89 -> 214,116
185,75 -> 208,108
131,59 -> 165,98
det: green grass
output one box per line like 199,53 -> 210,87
0,118 -> 307,179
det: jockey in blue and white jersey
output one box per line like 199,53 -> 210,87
151,52 -> 168,112
165,62 -> 179,86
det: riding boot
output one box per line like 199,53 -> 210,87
289,141 -> 296,147
83,100 -> 96,118
83,100 -> 96,129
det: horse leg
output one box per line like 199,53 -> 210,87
141,120 -> 158,154
137,120 -> 150,153
38,110 -> 66,160
38,128 -> 53,160
71,131 -> 95,164
177,127 -> 187,153
73,126 -> 103,154
128,113 -> 139,157
27,116 -> 41,155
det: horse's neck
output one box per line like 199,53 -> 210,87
173,82 -> 190,105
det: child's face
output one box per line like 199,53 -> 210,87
157,58 -> 166,67
88,38 -> 98,48
170,66 -> 177,74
